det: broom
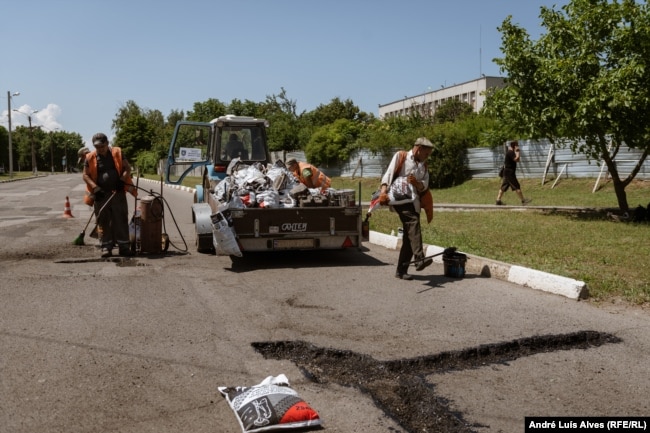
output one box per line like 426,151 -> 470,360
72,192 -> 116,246
401,247 -> 458,266
72,212 -> 95,246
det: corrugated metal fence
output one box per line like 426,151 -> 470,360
166,140 -> 650,180
277,138 -> 650,180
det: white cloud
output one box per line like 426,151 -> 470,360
34,104 -> 63,132
8,103 -> 63,132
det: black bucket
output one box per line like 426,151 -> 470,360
443,251 -> 467,278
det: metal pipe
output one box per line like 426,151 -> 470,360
6,91 -> 19,178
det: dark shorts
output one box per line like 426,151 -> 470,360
500,170 -> 521,192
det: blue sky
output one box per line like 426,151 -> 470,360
1,0 -> 568,147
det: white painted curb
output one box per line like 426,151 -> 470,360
508,266 -> 588,300
370,230 -> 589,300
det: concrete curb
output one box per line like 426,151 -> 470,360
136,177 -> 195,194
370,231 -> 589,301
137,177 -> 589,300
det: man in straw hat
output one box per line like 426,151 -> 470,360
378,137 -> 434,280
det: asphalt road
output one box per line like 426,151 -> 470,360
1,174 -> 648,433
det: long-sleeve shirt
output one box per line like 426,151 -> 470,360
381,149 -> 429,211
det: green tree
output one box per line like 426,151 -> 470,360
0,126 -> 8,171
114,114 -> 155,157
305,118 -> 360,167
261,88 -> 301,153
186,98 -> 226,122
227,98 -> 262,117
488,0 -> 650,212
303,97 -> 361,127
434,100 -> 474,124
11,126 -> 33,171
428,122 -> 471,188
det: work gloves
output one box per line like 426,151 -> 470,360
92,186 -> 106,202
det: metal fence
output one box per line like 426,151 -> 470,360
276,140 -> 650,181
163,140 -> 650,181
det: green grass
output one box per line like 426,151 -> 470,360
0,171 -> 45,180
360,177 -> 650,307
153,171 -> 649,306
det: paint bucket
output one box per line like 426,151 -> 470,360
443,251 -> 467,278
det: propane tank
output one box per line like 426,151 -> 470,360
139,195 -> 163,254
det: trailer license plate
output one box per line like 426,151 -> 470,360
273,239 -> 314,250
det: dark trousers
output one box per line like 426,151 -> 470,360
94,191 -> 130,251
394,202 -> 425,275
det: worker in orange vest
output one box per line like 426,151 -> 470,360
286,158 -> 331,191
82,133 -> 137,258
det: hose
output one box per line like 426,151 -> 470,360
133,184 -> 189,253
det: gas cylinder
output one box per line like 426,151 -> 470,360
139,195 -> 163,254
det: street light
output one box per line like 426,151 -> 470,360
48,128 -> 60,173
6,91 -> 20,178
13,108 -> 39,175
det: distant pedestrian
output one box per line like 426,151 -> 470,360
378,137 -> 434,281
496,140 -> 531,206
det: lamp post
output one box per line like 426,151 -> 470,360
13,108 -> 39,175
48,128 -> 59,173
64,140 -> 69,173
6,91 -> 20,178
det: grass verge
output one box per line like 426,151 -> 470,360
356,177 -> 649,307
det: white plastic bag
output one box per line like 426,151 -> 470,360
389,176 -> 416,205
256,190 -> 281,208
211,211 -> 242,257
218,374 -> 321,433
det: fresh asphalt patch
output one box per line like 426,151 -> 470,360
253,331 -> 622,433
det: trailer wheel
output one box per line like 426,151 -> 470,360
196,233 -> 214,253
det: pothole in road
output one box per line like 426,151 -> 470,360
252,331 -> 621,433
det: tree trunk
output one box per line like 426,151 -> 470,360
603,156 -> 629,212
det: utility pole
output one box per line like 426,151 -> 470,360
13,108 -> 39,175
6,91 -> 20,178
29,114 -> 36,175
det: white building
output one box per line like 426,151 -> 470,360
378,76 -> 505,119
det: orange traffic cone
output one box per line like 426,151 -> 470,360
62,196 -> 74,218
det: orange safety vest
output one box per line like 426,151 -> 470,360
83,147 -> 136,206
294,162 -> 331,190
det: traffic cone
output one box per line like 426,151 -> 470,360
62,196 -> 74,218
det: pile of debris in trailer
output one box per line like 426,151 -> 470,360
213,158 -> 355,210
209,158 -> 357,257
